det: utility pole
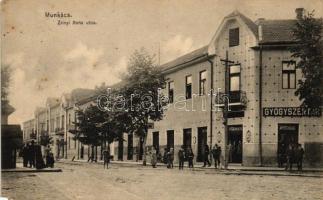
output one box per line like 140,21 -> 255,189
220,51 -> 234,169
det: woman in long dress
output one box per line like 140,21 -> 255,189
151,147 -> 157,168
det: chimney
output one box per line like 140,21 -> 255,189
255,18 -> 265,25
295,8 -> 304,20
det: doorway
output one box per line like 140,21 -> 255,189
228,125 -> 243,163
197,127 -> 207,162
183,128 -> 192,150
138,136 -> 144,160
127,134 -> 133,160
278,124 -> 299,157
153,131 -> 159,152
118,136 -> 124,161
167,130 -> 174,149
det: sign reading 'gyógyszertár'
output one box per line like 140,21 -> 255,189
263,107 -> 322,117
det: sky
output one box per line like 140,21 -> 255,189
1,0 -> 323,125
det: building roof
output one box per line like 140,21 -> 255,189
70,88 -> 95,102
161,46 -> 209,72
225,10 -> 258,37
162,11 -> 302,71
259,19 -> 297,44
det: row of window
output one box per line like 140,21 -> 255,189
168,70 -> 207,103
167,61 -> 296,102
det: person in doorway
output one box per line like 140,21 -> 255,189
187,147 -> 194,168
151,147 -> 158,168
285,144 -> 294,171
295,143 -> 304,171
227,142 -> 233,163
103,148 -> 110,169
202,144 -> 211,167
178,145 -> 185,170
236,141 -> 242,163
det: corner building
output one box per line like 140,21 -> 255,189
143,10 -> 323,167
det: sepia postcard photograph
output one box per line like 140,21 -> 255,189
1,0 -> 323,199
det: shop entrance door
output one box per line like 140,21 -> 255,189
118,136 -> 124,161
278,124 -> 299,157
197,127 -> 207,162
127,133 -> 133,160
228,125 -> 243,163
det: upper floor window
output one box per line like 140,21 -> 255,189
68,113 -> 71,125
199,70 -> 207,95
229,65 -> 241,91
168,81 -> 174,103
229,28 -> 239,47
282,61 -> 296,89
185,75 -> 192,99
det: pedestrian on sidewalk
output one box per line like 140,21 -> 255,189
47,151 -> 55,168
295,143 -> 304,171
151,146 -> 157,168
202,144 -> 211,167
167,148 -> 174,169
45,145 -> 51,167
28,141 -> 36,168
163,148 -> 168,164
103,148 -> 110,169
21,143 -> 28,167
212,144 -> 221,169
35,144 -> 46,169
187,147 -> 194,168
178,145 -> 185,170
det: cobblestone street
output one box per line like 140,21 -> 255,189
2,162 -> 323,200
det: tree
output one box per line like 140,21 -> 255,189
120,48 -> 167,165
1,65 -> 11,101
72,102 -> 124,161
291,10 -> 323,108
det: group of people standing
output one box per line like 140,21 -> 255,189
149,144 -> 223,170
278,143 -> 304,171
20,141 -> 54,169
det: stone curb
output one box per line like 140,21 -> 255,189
59,160 -> 323,177
2,168 -> 62,173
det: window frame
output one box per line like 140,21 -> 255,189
168,81 -> 174,103
282,61 -> 296,89
199,70 -> 207,96
229,28 -> 240,47
185,75 -> 192,99
229,64 -> 241,92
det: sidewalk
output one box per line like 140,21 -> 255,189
60,159 -> 323,178
2,163 -> 62,173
